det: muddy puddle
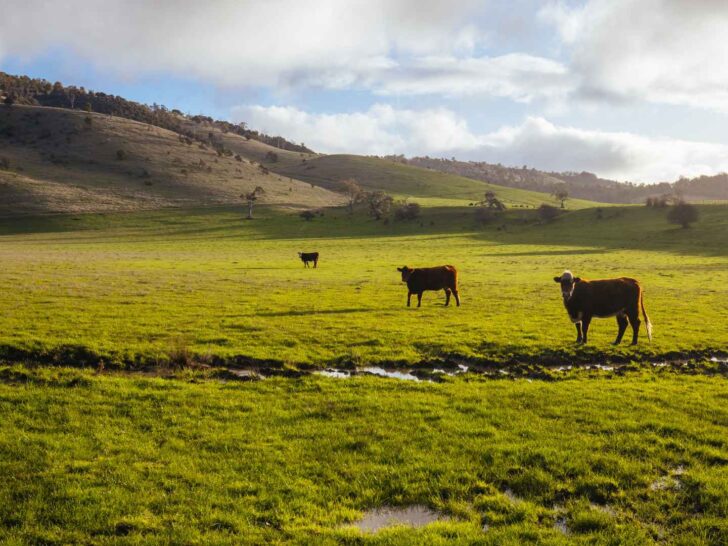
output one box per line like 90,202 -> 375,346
218,355 -> 726,383
350,505 -> 449,532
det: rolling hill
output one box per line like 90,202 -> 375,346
0,105 -> 341,216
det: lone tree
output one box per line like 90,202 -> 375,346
366,190 -> 393,220
484,190 -> 506,211
242,186 -> 265,219
300,210 -> 316,221
551,184 -> 569,208
667,200 -> 698,228
338,178 -> 363,214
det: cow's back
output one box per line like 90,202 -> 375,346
573,277 -> 641,316
408,266 -> 457,291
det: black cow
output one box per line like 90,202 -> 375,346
397,265 -> 460,307
554,270 -> 652,345
298,252 -> 319,268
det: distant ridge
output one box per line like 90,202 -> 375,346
383,155 -> 728,204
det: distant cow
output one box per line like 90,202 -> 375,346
397,265 -> 460,307
553,270 -> 652,345
298,252 -> 319,268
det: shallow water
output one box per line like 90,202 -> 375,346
352,505 -> 447,532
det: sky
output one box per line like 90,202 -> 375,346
2,0 -> 728,183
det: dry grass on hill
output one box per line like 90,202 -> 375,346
0,105 -> 342,216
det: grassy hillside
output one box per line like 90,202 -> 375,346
273,154 -> 599,208
0,203 -> 725,367
1,367 -> 726,544
0,105 -> 342,215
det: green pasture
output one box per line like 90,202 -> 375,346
0,203 -> 727,367
0,366 -> 726,544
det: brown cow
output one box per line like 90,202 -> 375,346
397,265 -> 460,307
553,270 -> 652,345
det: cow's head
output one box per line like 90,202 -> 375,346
553,270 -> 581,300
397,266 -> 413,282
297,252 -> 303,258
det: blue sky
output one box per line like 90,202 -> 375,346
2,0 -> 728,182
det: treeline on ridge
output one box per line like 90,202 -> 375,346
382,155 -> 728,204
0,72 -> 311,154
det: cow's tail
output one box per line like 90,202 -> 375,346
640,290 -> 652,342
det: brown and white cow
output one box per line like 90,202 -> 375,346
397,265 -> 460,307
554,270 -> 652,345
298,252 -> 319,268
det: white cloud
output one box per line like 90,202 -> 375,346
236,104 -> 728,182
541,0 -> 728,111
0,0 -> 481,88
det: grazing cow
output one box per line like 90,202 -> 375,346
298,251 -> 319,268
553,270 -> 652,345
397,265 -> 460,307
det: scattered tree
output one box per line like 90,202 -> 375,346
265,151 -> 279,163
116,149 -> 127,160
551,184 -> 569,208
484,190 -> 506,211
242,186 -> 265,219
667,200 -> 698,228
538,203 -> 561,222
366,191 -> 393,220
338,178 -> 364,214
300,210 -> 316,221
394,201 -> 421,221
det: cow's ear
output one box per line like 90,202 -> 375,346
397,267 -> 403,272
553,276 -> 561,283
574,277 -> 582,283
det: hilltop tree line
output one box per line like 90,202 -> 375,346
382,155 -> 728,204
0,72 -> 311,154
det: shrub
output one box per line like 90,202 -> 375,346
299,210 -> 316,221
537,204 -> 561,222
116,149 -> 127,160
265,151 -> 279,163
667,201 -> 698,228
474,206 -> 498,225
394,201 -> 421,221
0,157 -> 9,170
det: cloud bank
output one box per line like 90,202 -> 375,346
236,104 -> 728,182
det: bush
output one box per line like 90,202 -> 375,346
537,204 -> 561,222
474,207 -> 498,225
394,201 -> 421,221
265,151 -> 279,163
667,201 -> 698,228
299,210 -> 316,221
0,157 -> 9,170
116,149 -> 127,160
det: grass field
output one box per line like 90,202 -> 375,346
1,203 -> 726,368
0,366 -> 726,545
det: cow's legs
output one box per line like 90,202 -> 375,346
614,314 -> 628,345
444,289 -> 451,306
304,261 -> 309,268
627,307 -> 641,345
575,322 -> 583,343
452,288 -> 460,306
313,259 -> 317,269
407,292 -> 412,307
417,292 -> 423,307
581,316 -> 592,344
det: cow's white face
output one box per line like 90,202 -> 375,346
397,266 -> 413,282
553,270 -> 579,301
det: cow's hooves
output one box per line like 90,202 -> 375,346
612,341 -> 621,346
